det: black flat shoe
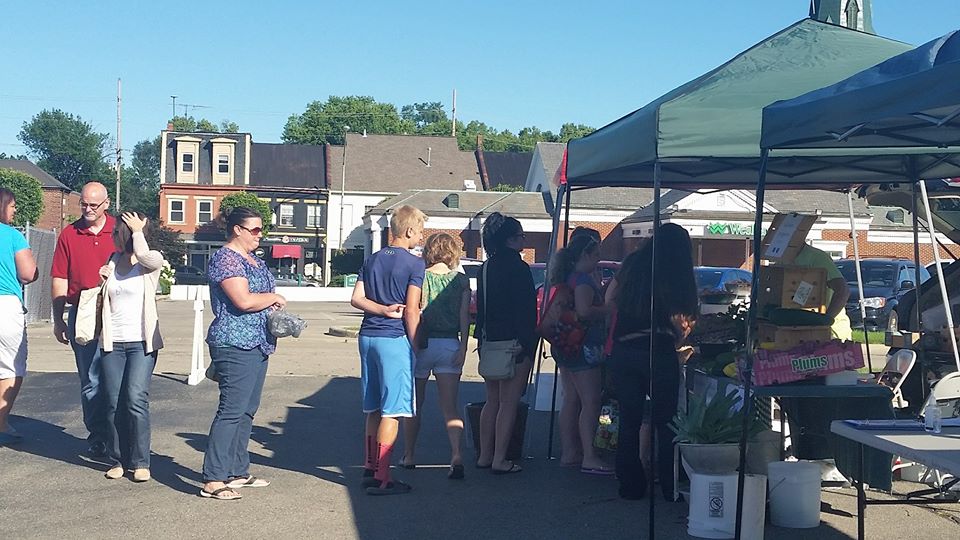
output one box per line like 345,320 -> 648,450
448,464 -> 465,480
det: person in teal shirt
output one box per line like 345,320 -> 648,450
0,188 -> 38,445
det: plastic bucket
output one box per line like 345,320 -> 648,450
688,473 -> 766,539
767,461 -> 821,528
465,402 -> 527,462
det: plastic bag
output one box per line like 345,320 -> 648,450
267,309 -> 307,338
594,399 -> 619,451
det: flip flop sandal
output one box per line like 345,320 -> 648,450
199,487 -> 242,500
491,463 -> 523,475
448,464 -> 465,480
227,476 -> 270,488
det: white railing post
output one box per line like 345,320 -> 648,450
187,286 -> 207,385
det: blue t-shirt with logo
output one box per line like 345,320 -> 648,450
358,246 -> 425,338
0,223 -> 30,304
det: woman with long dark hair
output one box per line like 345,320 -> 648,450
606,223 -> 698,500
98,212 -> 165,481
473,212 -> 537,474
200,206 -> 285,500
549,234 -> 612,474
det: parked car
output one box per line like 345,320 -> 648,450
458,258 -> 482,322
274,273 -> 321,287
925,259 -> 956,280
174,265 -> 207,285
836,258 -> 930,331
694,266 -> 752,315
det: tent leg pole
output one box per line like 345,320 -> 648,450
919,179 -> 960,371
736,150 -> 768,540
912,176 -> 929,403
648,162 -> 662,540
537,184 -> 570,459
847,190 -> 872,373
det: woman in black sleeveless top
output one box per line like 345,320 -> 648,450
605,223 -> 698,501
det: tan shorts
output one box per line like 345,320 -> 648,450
0,295 -> 27,379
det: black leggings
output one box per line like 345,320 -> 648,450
610,337 -> 679,498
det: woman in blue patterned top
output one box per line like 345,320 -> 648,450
200,207 -> 285,500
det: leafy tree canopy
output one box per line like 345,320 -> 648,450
219,191 -> 273,235
283,96 -> 413,145
150,221 -> 186,264
169,116 -> 240,133
0,168 -> 44,226
18,109 -> 112,191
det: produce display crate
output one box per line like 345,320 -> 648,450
756,265 -> 827,313
757,322 -> 832,350
744,340 -> 865,386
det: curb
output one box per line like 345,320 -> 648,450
328,326 -> 359,338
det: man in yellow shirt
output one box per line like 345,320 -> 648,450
792,244 -> 853,340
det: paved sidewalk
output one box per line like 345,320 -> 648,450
3,301 -> 957,539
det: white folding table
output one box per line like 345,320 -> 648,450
830,420 -> 960,540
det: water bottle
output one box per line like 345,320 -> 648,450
924,402 -> 942,434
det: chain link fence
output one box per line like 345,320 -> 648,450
21,224 -> 57,324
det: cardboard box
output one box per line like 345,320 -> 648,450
757,322 -> 833,350
760,213 -> 818,262
756,265 -> 828,313
744,340 -> 865,386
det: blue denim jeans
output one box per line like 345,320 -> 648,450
99,341 -> 157,468
67,306 -> 107,445
202,346 -> 269,482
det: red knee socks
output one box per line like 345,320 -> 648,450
374,442 -> 394,484
364,435 -> 377,472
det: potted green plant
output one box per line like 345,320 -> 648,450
670,390 -> 765,475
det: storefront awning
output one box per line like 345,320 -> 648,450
272,245 -> 302,259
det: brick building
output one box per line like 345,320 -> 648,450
0,159 -> 80,231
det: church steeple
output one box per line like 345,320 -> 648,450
809,0 -> 875,34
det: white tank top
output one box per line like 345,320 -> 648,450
108,263 -> 145,342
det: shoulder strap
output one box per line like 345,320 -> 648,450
482,262 -> 489,341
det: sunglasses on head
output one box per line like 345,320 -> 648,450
238,225 -> 263,235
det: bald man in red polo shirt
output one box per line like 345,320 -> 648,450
51,182 -> 116,456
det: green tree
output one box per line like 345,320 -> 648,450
559,123 -> 595,142
0,168 -> 44,226
219,191 -> 273,234
18,109 -> 112,191
150,221 -> 186,264
489,183 -> 524,192
282,96 -> 411,145
219,120 -> 240,133
169,116 -> 240,133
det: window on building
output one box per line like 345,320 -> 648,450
197,200 -> 213,224
217,154 -> 229,174
169,199 -> 185,223
181,153 -> 194,173
279,204 -> 295,227
307,204 -> 322,228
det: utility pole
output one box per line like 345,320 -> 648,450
116,78 -> 122,211
451,89 -> 457,137
339,125 -> 350,251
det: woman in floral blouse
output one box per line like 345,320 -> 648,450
200,207 -> 285,501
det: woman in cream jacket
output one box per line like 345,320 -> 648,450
98,212 -> 165,482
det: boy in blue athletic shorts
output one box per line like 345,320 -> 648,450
350,205 -> 426,495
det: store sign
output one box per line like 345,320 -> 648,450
706,222 -> 755,236
260,235 -> 312,244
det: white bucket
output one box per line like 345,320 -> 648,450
688,473 -> 766,539
767,461 -> 822,528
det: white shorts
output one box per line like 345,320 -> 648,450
0,295 -> 27,379
414,338 -> 463,378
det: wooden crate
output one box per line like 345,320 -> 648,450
757,322 -> 832,350
756,265 -> 827,313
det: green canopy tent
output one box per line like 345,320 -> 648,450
561,18 -> 913,540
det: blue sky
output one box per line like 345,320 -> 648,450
1,1 -> 958,156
